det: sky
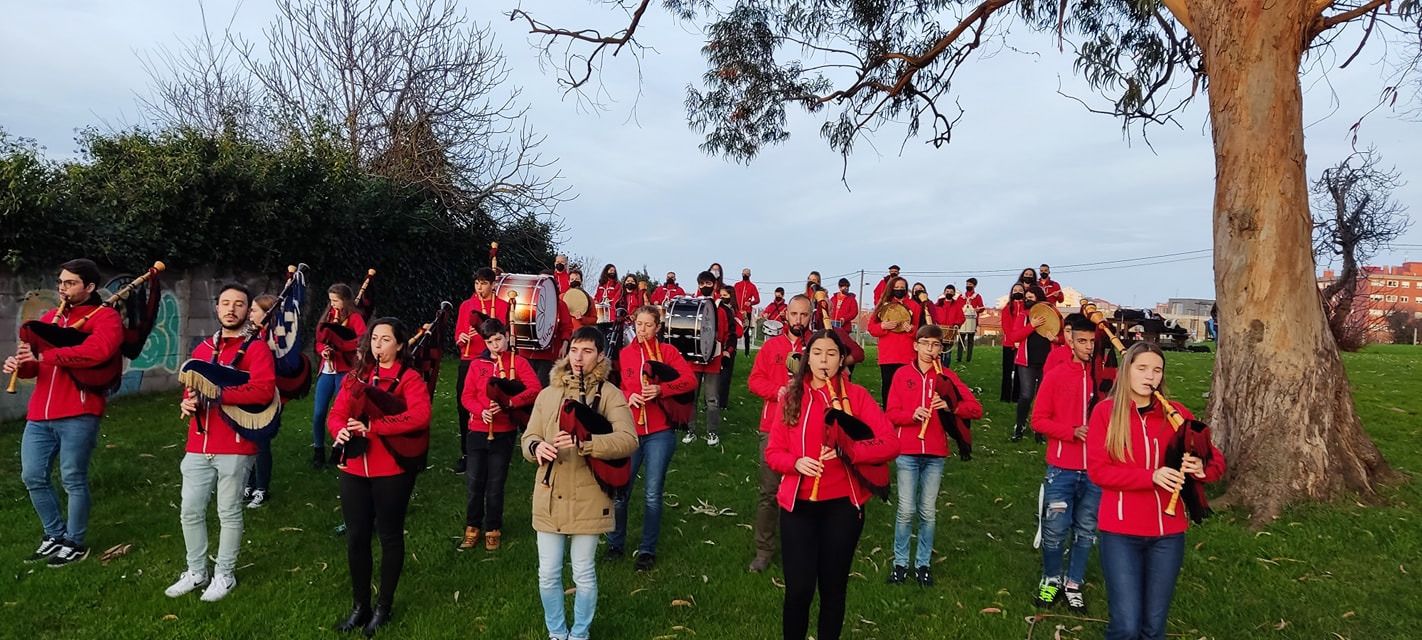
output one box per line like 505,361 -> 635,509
3,1 -> 1421,309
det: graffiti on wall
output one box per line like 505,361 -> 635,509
101,274 -> 184,397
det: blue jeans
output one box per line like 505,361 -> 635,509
1100,532 -> 1185,640
893,454 -> 944,569
610,428 -> 677,555
537,532 -> 599,640
1041,465 -> 1102,585
311,372 -> 344,449
21,415 -> 101,545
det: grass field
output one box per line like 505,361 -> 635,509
2,345 -> 1420,639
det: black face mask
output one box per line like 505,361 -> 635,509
699,286 -> 714,296
774,296 -> 784,302
892,289 -> 907,299
554,263 -> 565,271
570,280 -> 582,289
1025,298 -> 1038,308
966,286 -> 975,292
624,282 -> 636,291
945,293 -> 955,300
742,274 -> 750,281
1011,292 -> 1025,301
666,278 -> 675,285
1040,272 -> 1050,280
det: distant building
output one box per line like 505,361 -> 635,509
1154,298 -> 1215,341
1318,262 -> 1422,343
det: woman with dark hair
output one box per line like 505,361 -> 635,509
311,283 -> 366,469
868,276 -> 921,404
999,282 -> 1027,406
593,264 -> 621,310
328,317 -> 431,636
767,330 -> 899,640
1004,285 -> 1055,442
1019,267 -> 1039,287
244,294 -> 280,508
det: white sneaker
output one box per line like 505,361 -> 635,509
164,570 -> 209,598
681,431 -> 697,444
247,489 -> 268,509
199,573 -> 237,602
705,433 -> 721,447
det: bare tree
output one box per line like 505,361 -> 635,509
507,0 -> 1422,523
137,1 -> 268,136
1313,149 -> 1412,350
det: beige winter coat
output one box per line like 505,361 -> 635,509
522,356 -> 638,535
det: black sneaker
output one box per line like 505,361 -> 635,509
452,456 -> 467,474
1064,585 -> 1087,612
1010,426 -> 1025,442
634,552 -> 656,572
1034,577 -> 1061,608
26,536 -> 63,563
1034,433 -> 1046,444
604,547 -> 625,561
887,565 -> 910,585
311,447 -> 325,470
915,566 -> 934,587
242,487 -> 254,502
47,541 -> 89,568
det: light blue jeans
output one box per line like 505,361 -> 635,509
537,531 -> 599,640
180,453 -> 255,575
893,454 -> 945,569
21,415 -> 101,545
609,429 -> 678,556
311,372 -> 344,449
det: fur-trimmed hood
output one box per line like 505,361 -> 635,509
550,355 -> 613,392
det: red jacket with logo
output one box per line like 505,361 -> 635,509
765,378 -> 899,510
328,364 -> 431,478
618,339 -> 698,436
1032,357 -> 1093,470
962,291 -> 985,312
885,361 -> 982,457
15,302 -> 123,421
762,299 -> 787,322
463,350 -> 541,434
747,332 -> 808,433
185,335 -> 276,456
651,283 -> 686,305
316,311 -> 366,374
829,292 -> 858,326
594,281 -> 622,307
868,299 -> 922,366
1087,399 -> 1225,537
456,295 -> 510,361
1039,278 -> 1065,304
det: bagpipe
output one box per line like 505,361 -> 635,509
919,361 -> 974,461
353,267 -> 376,319
316,310 -> 359,369
407,301 -> 455,398
1081,300 -> 1214,523
809,289 -> 865,365
813,376 -> 890,501
329,366 -> 428,473
177,337 -> 282,444
484,353 -> 532,439
8,261 -> 165,395
641,357 -> 695,427
260,264 -> 313,401
540,381 -> 632,498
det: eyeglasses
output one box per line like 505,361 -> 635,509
915,340 -> 944,351
57,279 -> 82,288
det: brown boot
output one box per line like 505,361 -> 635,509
457,526 -> 480,551
484,530 -> 502,551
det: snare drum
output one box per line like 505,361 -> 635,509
762,319 -> 784,337
662,297 -> 718,364
494,273 -> 558,350
595,301 -> 612,324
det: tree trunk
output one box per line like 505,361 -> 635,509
1190,1 -> 1391,525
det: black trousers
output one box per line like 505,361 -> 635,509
718,350 -> 736,409
1015,364 -> 1045,429
464,431 -> 515,529
1000,347 -> 1018,403
879,363 -> 903,406
340,471 -> 417,608
957,331 -> 976,362
529,358 -> 554,388
780,498 -> 865,640
455,360 -> 472,457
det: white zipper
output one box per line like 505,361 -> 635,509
1080,366 -> 1089,469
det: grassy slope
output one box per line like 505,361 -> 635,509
1,346 -> 1419,639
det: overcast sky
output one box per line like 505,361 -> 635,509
3,1 -> 1420,308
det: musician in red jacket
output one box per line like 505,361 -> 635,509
957,278 -> 986,363
1005,286 -> 1057,443
883,325 -> 982,587
592,264 -> 622,309
935,285 -> 967,367
453,267 -> 510,473
868,277 -> 919,404
460,318 -> 541,551
999,282 -> 1027,406
5,258 -> 123,568
167,283 -> 277,602
872,265 -> 900,304
745,294 -> 812,572
1087,342 -> 1224,640
681,271 -> 733,448
762,287 -> 788,323
766,329 -> 898,640
715,284 -> 745,422
567,270 -> 599,328
311,283 -> 366,469
1029,314 -> 1104,612
609,305 -> 699,570
829,278 -> 858,328
735,268 -> 761,355
1039,263 -> 1066,305
651,271 -> 686,304
524,269 -> 576,387
553,254 -> 570,292
328,318 -> 432,636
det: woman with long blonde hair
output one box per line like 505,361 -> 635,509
1086,342 -> 1225,640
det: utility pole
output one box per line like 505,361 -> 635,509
857,269 -> 866,341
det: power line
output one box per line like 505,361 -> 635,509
894,249 -> 1212,277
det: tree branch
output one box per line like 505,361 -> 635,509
1158,0 -> 1194,34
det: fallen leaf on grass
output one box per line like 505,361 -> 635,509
980,607 -> 1003,615
630,588 -> 647,596
1274,619 -> 1290,631
1342,611 -> 1355,618
100,543 -> 133,565
670,625 -> 695,633
454,591 -> 459,603
279,527 -> 303,532
771,577 -> 785,589
161,614 -> 178,621
671,598 -> 694,608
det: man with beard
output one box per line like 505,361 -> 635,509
744,294 -> 813,572
167,283 -> 276,601
873,265 -> 902,304
651,272 -> 686,305
1039,264 -> 1065,305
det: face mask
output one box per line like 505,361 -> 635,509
625,282 -> 637,290
666,278 -> 675,285
892,289 -> 907,299
1011,292 -> 1025,301
775,296 -> 783,302
966,286 -> 975,292
945,293 -> 955,300
742,274 -> 750,281
1041,272 -> 1050,279
570,281 -> 582,288
1025,298 -> 1038,308
554,263 -> 565,271
699,286 -> 714,296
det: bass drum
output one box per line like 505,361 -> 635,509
494,273 -> 558,350
662,297 -> 718,364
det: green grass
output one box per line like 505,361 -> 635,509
3,347 -> 1419,639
